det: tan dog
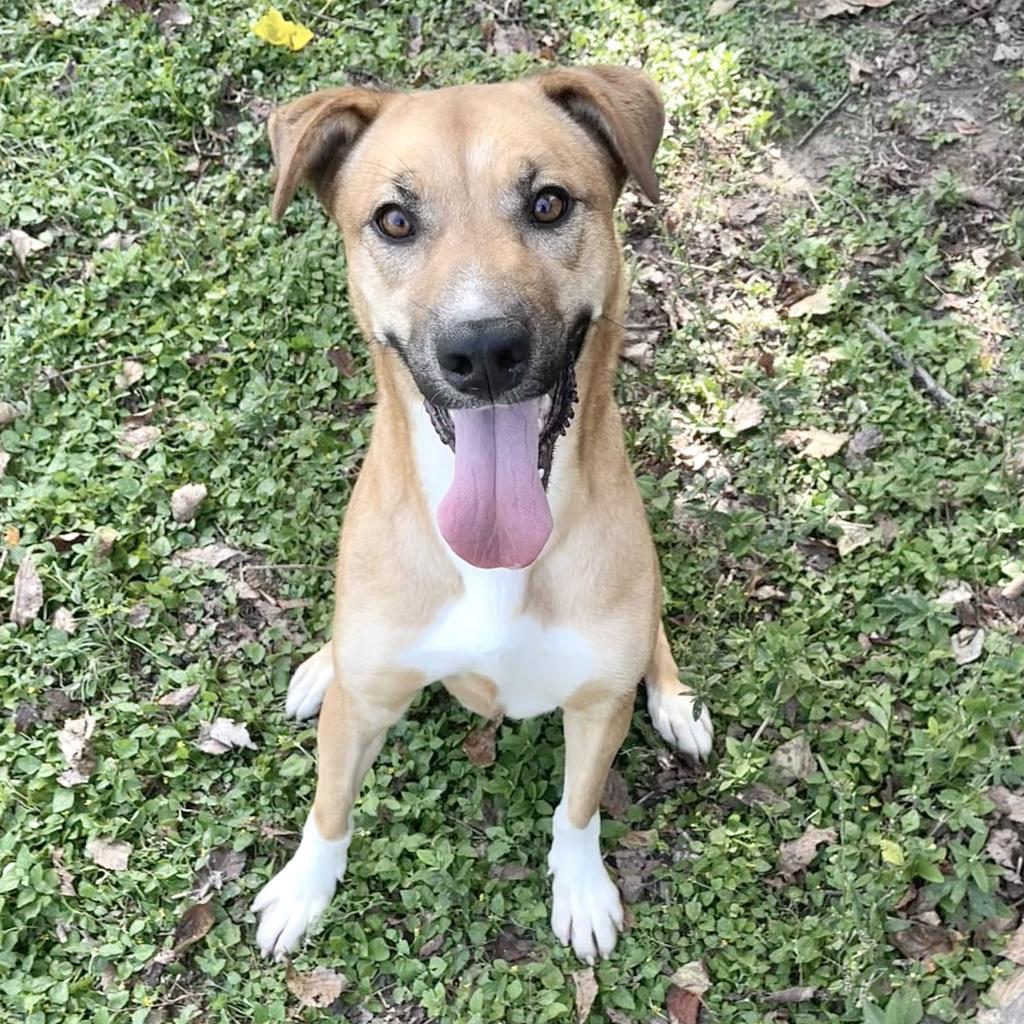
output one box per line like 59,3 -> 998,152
251,66 -> 713,963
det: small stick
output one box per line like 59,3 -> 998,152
796,88 -> 852,150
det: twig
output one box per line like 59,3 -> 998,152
796,88 -> 852,150
243,562 -> 334,572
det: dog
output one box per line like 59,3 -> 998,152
251,65 -> 714,963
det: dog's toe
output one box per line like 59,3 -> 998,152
285,645 -> 334,720
647,684 -> 713,761
551,867 -> 623,962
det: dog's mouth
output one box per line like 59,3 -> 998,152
423,315 -> 588,571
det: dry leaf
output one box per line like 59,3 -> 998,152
195,718 -> 256,754
667,961 -> 710,1024
1001,574 -> 1024,600
986,827 -> 1021,880
484,21 -> 537,56
806,0 -> 891,19
848,426 -> 884,456
170,900 -> 215,954
52,607 -> 76,633
846,54 -> 874,83
99,231 -> 139,251
829,517 -> 877,557
158,684 -> 200,710
251,7 -> 313,51
72,0 -> 109,16
92,526 -> 119,559
9,229 -> 51,267
619,829 -> 658,850
778,825 -> 837,878
51,846 -> 77,896
771,735 -> 816,784
786,286 -> 835,318
936,581 -> 973,606
600,769 -> 630,819
170,483 -> 208,522
57,712 -> 96,787
993,43 -> 1024,63
0,448 -> 9,478
119,424 -> 160,459
464,717 -> 501,767
326,347 -> 355,375
155,2 -> 192,37
765,986 -> 818,1004
621,339 -> 654,368
0,401 -> 19,426
1003,924 -> 1024,965
286,966 -> 349,1008
573,968 -> 598,1023
952,628 -> 984,666
193,846 -> 247,900
889,920 -> 956,961
86,837 -> 132,871
5,526 -> 21,547
780,428 -> 849,459
726,396 -> 764,433
36,11 -> 64,29
171,543 -> 241,569
127,603 -> 151,628
670,960 -> 711,996
10,556 -> 44,627
988,787 -> 1024,824
115,359 -> 144,389
708,0 -> 740,14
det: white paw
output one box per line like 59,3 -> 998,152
251,816 -> 349,958
285,645 -> 334,720
548,806 -> 624,962
647,683 -> 713,761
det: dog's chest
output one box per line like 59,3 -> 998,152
400,567 -> 595,719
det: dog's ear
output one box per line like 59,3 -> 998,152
267,88 -> 390,223
536,66 -> 664,203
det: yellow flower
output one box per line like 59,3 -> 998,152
251,8 -> 314,52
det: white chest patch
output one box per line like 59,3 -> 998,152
401,405 -> 595,718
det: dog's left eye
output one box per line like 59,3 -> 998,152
530,188 -> 571,226
375,204 -> 415,240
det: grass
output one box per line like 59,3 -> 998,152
2,1 -> 1024,1022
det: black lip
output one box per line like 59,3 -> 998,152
424,312 -> 591,489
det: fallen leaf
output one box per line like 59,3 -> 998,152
621,339 -> 654,368
99,231 -> 139,251
5,526 -> 21,547
251,7 -> 313,51
155,2 -> 192,37
1001,574 -> 1024,600
13,704 -> 40,733
889,919 -> 956,962
35,11 -> 64,29
848,426 -> 884,456
988,787 -> 1024,824
780,429 -> 848,459
406,14 -> 423,57
326,347 -> 355,375
52,607 -> 76,633
57,712 -> 96,787
193,846 -> 247,900
92,526 -> 119,558
115,359 -> 144,389
126,603 -> 151,628
10,556 -> 44,627
170,900 -> 215,955
619,829 -> 658,850
464,717 -> 501,766
1003,924 -> 1024,965
993,43 -> 1024,63
952,628 -> 984,666
778,825 -> 837,878
573,968 -> 598,1023
483,20 -> 537,56
86,837 -> 132,871
986,827 -> 1021,880
936,580 -> 973,606
51,846 -> 77,896
770,734 -> 816,784
726,396 -> 764,433
600,769 -> 630,819
119,424 -> 160,459
489,863 -> 534,880
829,517 -> 877,557
708,0 -> 740,14
9,229 -> 51,267
48,531 -> 89,552
0,448 -> 9,478
157,684 -> 200,710
765,986 -> 818,1004
786,285 -> 835,318
846,53 -> 874,83
170,483 -> 208,522
286,965 -> 348,1008
195,717 -> 256,754
667,961 -> 710,1024
171,543 -> 241,569
0,401 -> 19,426
418,933 -> 444,957
491,929 -> 538,963
805,0 -> 892,19
72,0 -> 109,15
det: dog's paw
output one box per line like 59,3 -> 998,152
251,819 -> 349,958
646,683 -> 713,761
548,808 -> 624,962
286,644 -> 334,720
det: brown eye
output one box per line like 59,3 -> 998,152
375,205 -> 414,240
531,188 -> 570,226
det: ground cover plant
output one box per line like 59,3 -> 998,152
2,1 -> 1023,1021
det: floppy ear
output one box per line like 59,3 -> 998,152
267,87 -> 390,223
536,66 -> 664,203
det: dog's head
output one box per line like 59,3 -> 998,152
269,68 -> 663,569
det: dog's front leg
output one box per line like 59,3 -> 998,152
252,680 -> 410,958
548,695 -> 632,962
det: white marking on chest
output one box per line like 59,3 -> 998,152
402,405 -> 595,718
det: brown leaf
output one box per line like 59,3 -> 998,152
491,929 -> 538,963
57,713 -> 96,787
988,787 -> 1024,824
72,0 -> 109,16
708,0 -> 740,14
86,837 -> 132,871
155,2 -> 192,37
778,825 -> 837,878
13,703 -> 40,733
92,526 -> 119,559
35,10 -> 64,29
669,960 -> 711,997
115,359 -> 144,389
285,965 -> 348,1007
127,603 -> 151,628
489,862 -> 533,880
10,556 -> 44,627
770,734 -> 816,784
780,428 -> 849,459
119,424 -> 160,459
157,684 -> 200,710
1003,924 -> 1024,965
326,347 -> 356,375
600,769 -> 631,820
195,718 -> 256,754
193,846 -> 247,899
667,987 -> 700,1024
484,21 -> 537,56
573,968 -> 598,1023
171,543 -> 241,569
170,483 -> 208,523
51,846 -> 77,896
418,933 -> 444,958
170,900 -> 215,956
621,338 -> 654,368
849,427 -> 884,456
765,986 -> 818,1004
619,829 -> 658,850
889,919 -> 956,961
9,229 -> 51,267
846,53 -> 874,83
829,517 -> 877,558
463,717 -> 501,767
786,285 -> 835,318
0,401 -> 20,426
952,628 -> 984,666
99,232 -> 139,251
50,606 -> 76,633
726,396 -> 764,433
986,827 -> 1021,880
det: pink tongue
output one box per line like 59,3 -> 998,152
437,401 -> 553,569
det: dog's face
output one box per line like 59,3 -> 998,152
269,68 -> 663,416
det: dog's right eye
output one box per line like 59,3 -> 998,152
374,205 -> 415,240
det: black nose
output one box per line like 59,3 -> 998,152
436,318 -> 531,399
